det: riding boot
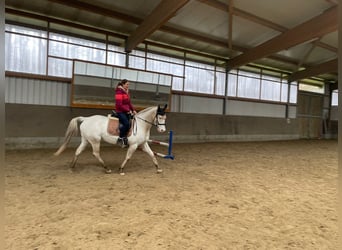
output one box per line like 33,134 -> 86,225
122,137 -> 128,148
117,137 -> 124,147
117,137 -> 128,148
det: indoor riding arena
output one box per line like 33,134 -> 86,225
4,1 -> 339,249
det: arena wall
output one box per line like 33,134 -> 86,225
6,103 -> 301,149
5,76 -> 337,149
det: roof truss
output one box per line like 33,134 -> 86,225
42,0 -> 338,81
226,6 -> 338,69
288,58 -> 338,82
125,0 -> 190,52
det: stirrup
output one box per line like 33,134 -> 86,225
117,137 -> 128,148
122,137 -> 128,147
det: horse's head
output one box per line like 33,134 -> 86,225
156,104 -> 167,133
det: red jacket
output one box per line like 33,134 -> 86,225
115,86 -> 134,113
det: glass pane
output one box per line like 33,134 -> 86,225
184,66 -> 214,94
186,60 -> 215,70
48,58 -> 73,77
129,51 -> 145,70
146,52 -> 183,77
172,76 -> 183,91
6,24 -> 47,37
215,71 -> 226,96
72,61 -> 171,109
227,73 -> 237,96
331,90 -> 338,106
5,33 -> 47,74
50,23 -> 106,41
49,40 -> 105,63
281,81 -> 288,102
289,83 -> 297,103
107,52 -> 126,66
107,44 -> 126,66
49,32 -> 105,49
299,82 -> 324,94
261,80 -> 280,101
237,75 -> 260,99
86,63 -> 113,78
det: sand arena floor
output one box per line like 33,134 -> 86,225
5,140 -> 337,249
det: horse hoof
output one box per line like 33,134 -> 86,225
120,172 -> 125,176
105,169 -> 112,174
156,169 -> 163,173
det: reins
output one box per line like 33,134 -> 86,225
135,116 -> 157,126
132,109 -> 166,135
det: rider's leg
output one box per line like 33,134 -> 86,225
117,113 -> 130,147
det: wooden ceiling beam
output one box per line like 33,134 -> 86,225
287,58 -> 338,82
197,0 -> 337,53
6,6 -> 301,68
125,0 -> 190,52
49,0 -> 189,51
227,7 -> 338,69
48,0 -> 141,24
38,0 -> 314,68
197,0 -> 288,32
228,0 -> 234,50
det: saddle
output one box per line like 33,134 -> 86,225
107,110 -> 133,136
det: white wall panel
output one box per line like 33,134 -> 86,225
171,94 -> 293,118
5,77 -> 70,106
226,99 -> 286,118
330,107 -> 338,120
172,95 -> 223,114
288,106 -> 297,119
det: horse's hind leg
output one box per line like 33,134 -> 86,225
71,138 -> 88,169
90,140 -> 111,174
140,142 -> 162,173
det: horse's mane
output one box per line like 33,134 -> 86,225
137,106 -> 157,116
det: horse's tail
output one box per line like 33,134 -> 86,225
54,117 -> 85,156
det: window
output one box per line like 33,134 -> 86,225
48,58 -> 73,77
5,22 -> 301,106
289,83 -> 297,103
215,70 -> 226,96
261,75 -> 281,101
227,71 -> 237,97
184,61 -> 215,94
172,76 -> 184,91
237,71 -> 260,99
107,44 -> 126,66
281,80 -> 289,102
5,25 -> 47,74
49,33 -> 106,63
129,50 -> 145,70
299,82 -> 324,94
331,90 -> 338,106
146,53 -> 183,76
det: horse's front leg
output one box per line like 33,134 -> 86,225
140,142 -> 162,173
119,144 -> 138,175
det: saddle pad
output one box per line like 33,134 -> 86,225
107,115 -> 119,136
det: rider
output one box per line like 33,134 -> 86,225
115,79 -> 137,147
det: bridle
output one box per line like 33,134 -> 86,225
135,112 -> 166,127
132,107 -> 167,135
